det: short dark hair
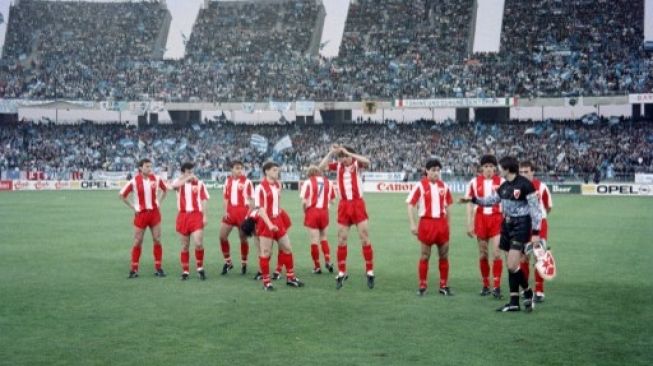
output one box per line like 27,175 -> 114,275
338,145 -> 356,157
425,159 -> 442,170
519,161 -> 535,172
240,217 -> 257,237
180,162 -> 195,173
138,158 -> 152,168
230,160 -> 244,168
480,154 -> 498,166
262,161 -> 279,174
499,156 -> 519,174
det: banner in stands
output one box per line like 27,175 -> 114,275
362,172 -> 406,182
269,101 -> 292,112
295,101 -> 315,116
363,181 -> 468,194
393,97 -> 516,109
582,184 -> 653,196
0,180 -> 13,191
549,184 -> 581,194
93,171 -> 131,181
12,180 -> 80,190
635,173 -> 653,184
628,93 -> 653,104
242,102 -> 256,113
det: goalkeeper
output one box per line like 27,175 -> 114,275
460,156 -> 542,312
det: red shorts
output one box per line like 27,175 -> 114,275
133,209 -> 161,229
222,206 -> 248,227
176,212 -> 204,236
474,212 -> 502,240
304,207 -> 329,230
417,217 -> 450,246
337,199 -> 368,226
256,216 -> 288,241
531,219 -> 549,240
280,209 -> 292,229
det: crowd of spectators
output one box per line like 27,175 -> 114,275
2,118 -> 651,182
0,0 -> 650,102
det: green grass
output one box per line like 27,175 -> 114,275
0,191 -> 652,366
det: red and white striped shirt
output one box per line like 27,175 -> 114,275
254,178 -> 281,218
532,178 -> 553,219
300,176 -> 335,209
406,178 -> 453,219
120,174 -> 167,212
328,161 -> 363,201
174,179 -> 210,213
466,175 -> 504,215
223,175 -> 254,209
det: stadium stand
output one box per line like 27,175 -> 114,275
1,119 -> 651,181
1,0 -> 651,101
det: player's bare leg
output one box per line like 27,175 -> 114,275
150,224 -> 165,277
278,235 -> 303,287
179,234 -> 191,280
336,224 -> 350,289
437,243 -> 451,295
219,223 -> 234,274
191,230 -> 205,280
356,220 -> 374,289
128,227 -> 145,278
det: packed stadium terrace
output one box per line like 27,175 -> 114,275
0,0 -> 651,101
1,119 -> 652,181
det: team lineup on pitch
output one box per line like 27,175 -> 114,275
121,144 -> 556,312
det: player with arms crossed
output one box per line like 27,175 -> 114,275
465,155 -> 505,298
119,158 -> 168,279
319,145 -> 375,290
407,159 -> 454,296
172,162 -> 210,281
219,161 -> 254,275
460,157 -> 542,312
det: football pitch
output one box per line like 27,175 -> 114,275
0,191 -> 651,366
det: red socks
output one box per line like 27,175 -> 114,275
130,245 -> 142,272
337,245 -> 348,273
520,261 -> 530,282
479,259 -> 490,288
492,259 -> 503,288
180,250 -> 190,273
418,259 -> 429,288
438,259 -> 449,288
220,239 -> 231,263
152,242 -> 163,271
281,251 -> 295,280
240,241 -> 249,263
310,243 -> 320,268
320,240 -> 331,263
275,251 -> 283,273
259,256 -> 271,286
195,248 -> 204,270
535,270 -> 544,293
362,244 -> 374,272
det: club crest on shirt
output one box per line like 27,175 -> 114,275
237,183 -> 244,190
513,189 -> 521,199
